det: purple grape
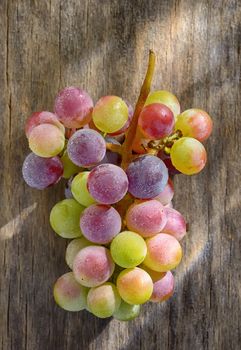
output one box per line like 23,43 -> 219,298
65,177 -> 74,199
103,137 -> 121,166
54,87 -> 93,128
67,129 -> 106,167
126,155 -> 168,199
22,152 -> 63,189
80,204 -> 121,244
87,164 -> 128,204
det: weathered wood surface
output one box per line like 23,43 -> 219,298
0,1 -> 240,349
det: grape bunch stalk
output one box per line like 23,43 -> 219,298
22,51 -> 213,321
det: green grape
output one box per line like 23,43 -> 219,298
50,199 -> 84,238
87,282 -> 121,318
92,96 -> 128,133
61,150 -> 81,179
65,237 -> 93,269
71,172 -> 96,207
113,300 -> 140,321
170,137 -> 207,175
110,231 -> 147,268
145,90 -> 180,118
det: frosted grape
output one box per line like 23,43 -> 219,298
150,271 -> 174,302
80,204 -> 121,244
73,246 -> 115,287
54,87 -> 93,128
22,152 -> 63,189
67,129 -> 106,167
154,178 -> 174,205
50,199 -> 85,238
126,200 -> 167,237
87,164 -> 128,204
126,155 -> 168,199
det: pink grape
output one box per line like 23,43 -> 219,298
116,267 -> 153,305
139,264 -> 166,282
161,207 -> 186,241
150,271 -> 174,302
54,86 -> 93,128
22,152 -> 63,189
80,204 -> 121,244
67,129 -> 106,167
73,246 -> 115,287
87,164 -> 128,204
25,111 -> 65,138
154,178 -> 174,205
53,272 -> 88,311
126,155 -> 168,199
29,123 -> 65,157
138,103 -> 174,139
144,233 -> 182,272
126,200 -> 167,237
108,101 -> 134,136
175,109 -> 213,142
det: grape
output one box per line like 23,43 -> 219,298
143,233 -> 182,272
61,150 -> 81,179
150,271 -> 174,302
50,199 -> 84,238
65,177 -> 74,199
116,267 -> 153,305
25,111 -> 65,138
73,246 -> 115,287
126,200 -> 167,237
80,204 -> 121,244
139,264 -> 166,282
92,96 -> 128,133
138,103 -> 174,140
161,207 -> 186,241
108,101 -> 134,136
110,231 -> 147,268
175,109 -> 213,142
29,124 -> 65,158
103,137 -> 121,166
87,282 -> 121,318
87,164 -> 128,204
71,172 -> 96,207
22,152 -> 63,189
67,129 -> 106,167
54,87 -> 93,128
126,155 -> 168,199
53,272 -> 88,311
145,90 -> 180,118
154,178 -> 174,205
170,137 -> 207,175
113,300 -> 140,321
65,237 -> 92,269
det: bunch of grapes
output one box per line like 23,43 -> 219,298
22,52 -> 212,321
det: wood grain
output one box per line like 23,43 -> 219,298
0,1 -> 240,349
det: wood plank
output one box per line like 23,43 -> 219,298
0,1 -> 240,349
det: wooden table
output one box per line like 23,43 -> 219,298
1,1 -> 240,349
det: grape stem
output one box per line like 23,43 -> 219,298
121,50 -> 156,169
147,130 -> 183,152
